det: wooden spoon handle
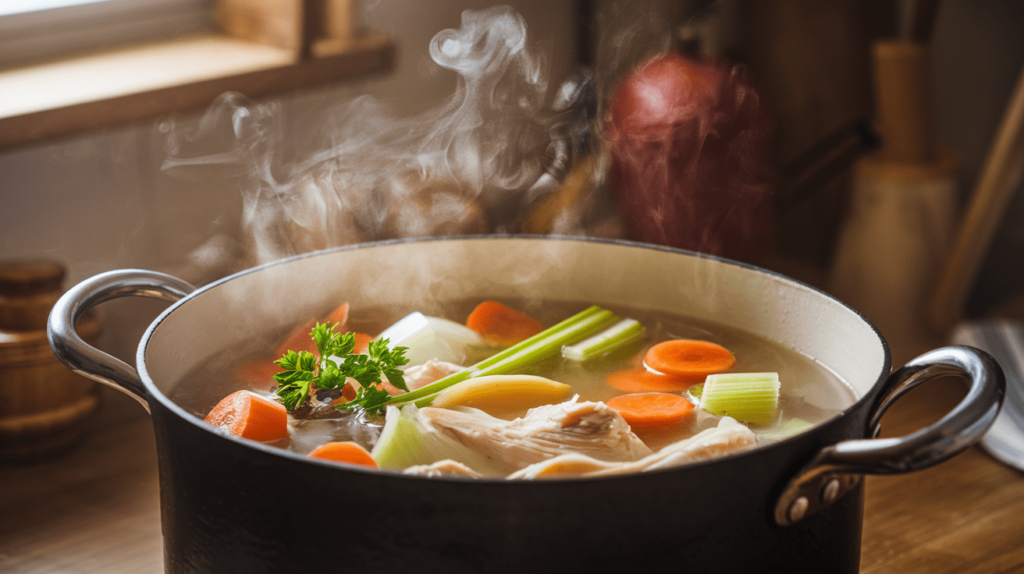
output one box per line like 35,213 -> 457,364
930,64 -> 1024,331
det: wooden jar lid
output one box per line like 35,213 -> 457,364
0,260 -> 66,332
0,260 -> 101,461
0,313 -> 100,366
0,260 -> 64,297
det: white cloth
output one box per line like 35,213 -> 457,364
950,319 -> 1024,471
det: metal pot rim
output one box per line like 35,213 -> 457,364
135,234 -> 893,483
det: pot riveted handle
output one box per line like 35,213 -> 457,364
774,346 -> 1004,526
47,269 -> 195,413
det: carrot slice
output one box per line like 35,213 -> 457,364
465,301 -> 544,344
308,441 -> 378,469
606,368 -> 699,393
352,332 -> 374,354
341,382 -> 357,401
323,302 -> 350,330
605,392 -> 695,428
643,339 -> 736,378
274,302 -> 351,357
204,390 -> 288,442
275,318 -> 318,357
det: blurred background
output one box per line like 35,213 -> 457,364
1,0 -> 1023,429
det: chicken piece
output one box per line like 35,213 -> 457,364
403,359 -> 465,391
418,397 -> 652,474
640,416 -> 756,471
505,453 -> 611,478
508,417 -> 756,479
404,459 -> 482,478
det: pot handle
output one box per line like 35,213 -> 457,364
47,269 -> 195,413
774,345 -> 1004,526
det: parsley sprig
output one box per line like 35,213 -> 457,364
273,322 -> 409,414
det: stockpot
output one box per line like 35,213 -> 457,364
48,237 -> 1004,573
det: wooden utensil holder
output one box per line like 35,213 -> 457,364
829,39 -> 957,364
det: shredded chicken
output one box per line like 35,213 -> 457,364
508,417 -> 757,479
404,459 -> 482,478
403,360 -> 465,390
418,397 -> 652,474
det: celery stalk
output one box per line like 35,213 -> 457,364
561,318 -> 644,362
386,305 -> 619,407
758,417 -> 812,441
700,372 -> 781,424
687,383 -> 704,402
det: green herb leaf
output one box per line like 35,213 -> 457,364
345,384 -> 392,415
272,321 -> 410,415
318,368 -> 344,390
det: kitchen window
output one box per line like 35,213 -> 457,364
0,0 -> 394,149
0,0 -> 212,68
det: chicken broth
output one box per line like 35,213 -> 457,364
173,299 -> 856,476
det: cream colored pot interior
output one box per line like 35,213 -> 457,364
143,238 -> 886,402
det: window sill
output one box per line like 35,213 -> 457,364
0,31 -> 394,149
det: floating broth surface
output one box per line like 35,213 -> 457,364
171,299 -> 856,462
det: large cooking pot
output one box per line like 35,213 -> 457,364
48,237 -> 1003,573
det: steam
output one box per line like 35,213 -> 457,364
161,3 -> 773,287
163,6 -> 553,269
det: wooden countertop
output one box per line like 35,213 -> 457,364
1,377 -> 1022,573
0,412 -> 162,573
860,377 -> 1024,573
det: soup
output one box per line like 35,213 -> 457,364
173,298 -> 855,478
